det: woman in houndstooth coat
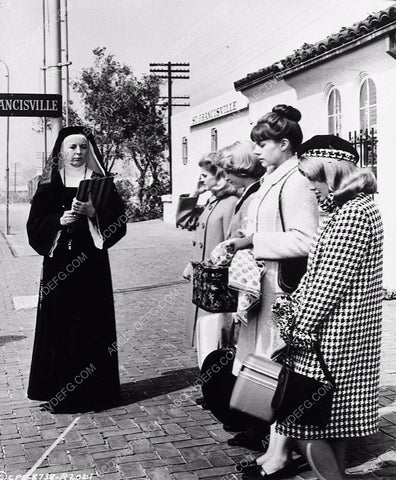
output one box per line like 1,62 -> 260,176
271,135 -> 383,480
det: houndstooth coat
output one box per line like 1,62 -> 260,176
276,193 -> 383,439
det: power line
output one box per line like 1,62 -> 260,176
185,3 -> 286,74
179,0 -> 346,97
181,2 -> 323,93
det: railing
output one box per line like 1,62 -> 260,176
348,128 -> 378,178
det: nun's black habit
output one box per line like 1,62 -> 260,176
27,126 -> 126,412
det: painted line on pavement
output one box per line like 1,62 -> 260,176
21,416 -> 80,480
114,279 -> 187,294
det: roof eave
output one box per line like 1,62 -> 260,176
235,21 -> 396,92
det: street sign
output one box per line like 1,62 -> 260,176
0,93 -> 62,117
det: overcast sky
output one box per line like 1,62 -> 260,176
0,0 -> 393,181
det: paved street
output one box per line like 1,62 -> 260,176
0,203 -> 395,480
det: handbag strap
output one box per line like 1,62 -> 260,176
278,167 -> 298,233
312,341 -> 336,387
201,197 -> 219,259
226,320 -> 236,349
285,319 -> 336,388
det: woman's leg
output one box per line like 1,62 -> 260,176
329,438 -> 348,474
255,426 -> 292,469
255,424 -> 278,464
297,439 -> 344,480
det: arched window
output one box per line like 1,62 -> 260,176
328,87 -> 342,135
182,137 -> 188,165
211,128 -> 218,151
359,78 -> 377,132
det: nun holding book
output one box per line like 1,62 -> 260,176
27,126 -> 126,413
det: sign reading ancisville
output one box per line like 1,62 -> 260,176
0,93 -> 62,117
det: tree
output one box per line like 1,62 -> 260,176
73,48 -> 168,217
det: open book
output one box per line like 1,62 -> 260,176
76,177 -> 114,208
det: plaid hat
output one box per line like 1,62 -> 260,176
297,135 -> 359,164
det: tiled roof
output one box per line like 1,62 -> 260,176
235,4 -> 396,91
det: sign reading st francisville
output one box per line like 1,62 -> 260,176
0,93 -> 62,117
190,95 -> 248,127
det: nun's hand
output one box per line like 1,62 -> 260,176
60,210 -> 79,226
72,197 -> 96,217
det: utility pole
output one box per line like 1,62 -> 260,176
0,59 -> 10,234
13,162 -> 15,194
149,62 -> 190,194
62,0 -> 70,126
42,0 -> 48,163
46,0 -> 62,142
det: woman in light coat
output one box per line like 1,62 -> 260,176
230,105 -> 319,460
182,152 -> 239,348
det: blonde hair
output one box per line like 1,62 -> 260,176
217,140 -> 265,179
198,152 -> 239,198
299,156 -> 377,204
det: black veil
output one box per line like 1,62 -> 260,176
40,126 -> 106,184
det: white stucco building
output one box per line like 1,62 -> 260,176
166,4 -> 396,288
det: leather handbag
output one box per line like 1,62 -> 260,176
175,194 -> 201,230
191,261 -> 238,313
272,334 -> 336,428
229,353 -> 282,423
277,169 -> 308,294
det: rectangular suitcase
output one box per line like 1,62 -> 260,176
229,353 -> 281,423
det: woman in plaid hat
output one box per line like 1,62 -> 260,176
261,135 -> 383,480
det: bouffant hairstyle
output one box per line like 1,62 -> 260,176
217,140 -> 265,179
198,152 -> 238,198
250,104 -> 303,153
298,157 -> 377,205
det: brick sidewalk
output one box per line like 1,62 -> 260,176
0,204 -> 395,479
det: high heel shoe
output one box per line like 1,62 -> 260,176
240,457 -> 307,479
235,458 -> 258,473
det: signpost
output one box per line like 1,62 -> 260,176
0,92 -> 62,234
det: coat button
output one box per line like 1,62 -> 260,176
199,242 -> 203,248
192,240 -> 196,246
202,223 -> 205,229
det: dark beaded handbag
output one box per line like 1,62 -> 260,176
191,261 -> 238,313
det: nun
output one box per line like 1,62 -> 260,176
27,126 -> 126,413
